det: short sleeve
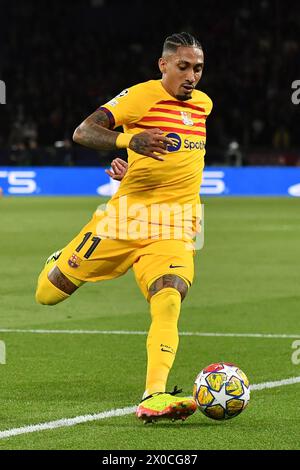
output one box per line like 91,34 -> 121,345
99,84 -> 149,129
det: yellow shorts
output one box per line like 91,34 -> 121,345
56,216 -> 195,300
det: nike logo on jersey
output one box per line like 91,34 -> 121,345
161,348 -> 174,354
169,264 -> 185,269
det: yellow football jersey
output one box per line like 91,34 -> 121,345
97,79 -> 213,241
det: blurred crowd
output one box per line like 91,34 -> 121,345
0,0 -> 300,166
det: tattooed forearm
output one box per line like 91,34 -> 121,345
73,112 -> 172,159
73,110 -> 120,151
148,274 -> 189,301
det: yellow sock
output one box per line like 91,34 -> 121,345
35,263 -> 70,305
145,288 -> 181,396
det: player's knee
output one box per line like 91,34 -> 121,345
35,274 -> 70,306
157,288 -> 181,319
149,287 -> 182,325
35,287 -> 61,306
148,275 -> 189,301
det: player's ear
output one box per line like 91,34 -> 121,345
158,57 -> 167,74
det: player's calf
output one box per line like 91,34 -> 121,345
143,275 -> 189,398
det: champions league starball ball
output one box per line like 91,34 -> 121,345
193,362 -> 250,420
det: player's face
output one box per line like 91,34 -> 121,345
159,46 -> 204,101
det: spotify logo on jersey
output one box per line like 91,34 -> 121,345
165,133 -> 181,152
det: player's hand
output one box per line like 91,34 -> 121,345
105,158 -> 128,181
129,128 -> 173,161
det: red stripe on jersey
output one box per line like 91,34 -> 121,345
157,100 -> 206,113
140,116 -> 206,128
149,107 -> 207,120
136,124 -> 206,137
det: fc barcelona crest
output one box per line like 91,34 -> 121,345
68,253 -> 82,268
181,111 -> 194,126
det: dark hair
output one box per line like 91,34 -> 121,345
162,32 -> 202,55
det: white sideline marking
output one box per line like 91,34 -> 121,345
0,407 -> 136,440
0,328 -> 299,339
0,328 -> 147,335
251,376 -> 300,390
0,376 -> 300,440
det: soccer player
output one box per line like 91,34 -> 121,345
35,32 -> 213,423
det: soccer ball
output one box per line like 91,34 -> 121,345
193,362 -> 250,420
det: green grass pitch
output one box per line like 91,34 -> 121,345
0,196 -> 299,450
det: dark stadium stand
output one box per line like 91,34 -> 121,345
0,0 -> 299,166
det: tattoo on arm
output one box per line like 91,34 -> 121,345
48,266 -> 78,295
148,274 -> 189,301
73,109 -> 120,151
92,111 -> 111,127
129,134 -> 151,154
